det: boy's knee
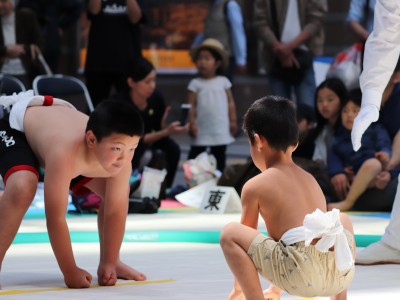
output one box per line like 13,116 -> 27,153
362,158 -> 382,171
340,213 -> 354,235
5,171 -> 37,206
220,222 -> 240,246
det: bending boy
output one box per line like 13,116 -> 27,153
220,96 -> 355,300
0,91 -> 145,288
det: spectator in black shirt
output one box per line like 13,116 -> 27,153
114,57 -> 188,189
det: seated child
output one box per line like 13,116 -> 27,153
220,96 -> 355,300
328,91 -> 392,211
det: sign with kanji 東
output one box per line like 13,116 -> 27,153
199,186 -> 242,214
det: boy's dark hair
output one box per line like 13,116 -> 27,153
345,89 -> 362,107
86,100 -> 144,141
242,96 -> 298,151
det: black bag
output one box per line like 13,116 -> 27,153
270,48 -> 313,85
128,197 -> 161,214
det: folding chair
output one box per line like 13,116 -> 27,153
0,73 -> 26,95
33,74 -> 94,114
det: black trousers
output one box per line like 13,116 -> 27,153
188,145 -> 227,173
85,71 -> 127,107
132,137 -> 181,189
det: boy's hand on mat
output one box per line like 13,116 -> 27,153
64,267 -> 92,288
97,263 -> 118,286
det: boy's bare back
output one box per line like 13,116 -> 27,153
243,161 -> 327,241
23,105 -> 109,178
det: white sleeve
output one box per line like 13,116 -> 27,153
187,78 -> 199,93
222,76 -> 232,89
360,0 -> 400,108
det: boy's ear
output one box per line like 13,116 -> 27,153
254,133 -> 265,151
85,130 -> 96,147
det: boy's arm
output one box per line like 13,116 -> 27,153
227,180 -> 259,299
44,155 -> 92,288
102,169 -> 130,262
226,89 -> 237,136
240,182 -> 259,229
97,165 -> 131,283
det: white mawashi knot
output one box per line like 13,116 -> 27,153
303,208 -> 354,271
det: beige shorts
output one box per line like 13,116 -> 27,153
247,230 -> 355,297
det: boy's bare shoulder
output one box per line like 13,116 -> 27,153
242,169 -> 278,198
24,106 -> 89,167
242,164 -> 322,204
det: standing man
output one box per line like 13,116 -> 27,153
253,0 -> 327,109
84,0 -> 145,107
17,0 -> 83,74
351,0 -> 400,264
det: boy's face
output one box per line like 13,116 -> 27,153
90,132 -> 140,175
341,101 -> 360,131
196,49 -> 220,78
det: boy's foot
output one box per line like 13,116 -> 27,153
356,241 -> 400,265
263,285 -> 281,300
116,260 -> 147,281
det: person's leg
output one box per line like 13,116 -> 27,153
382,173 -> 400,249
294,66 -> 316,109
355,171 -> 400,264
0,171 -> 37,269
388,129 -> 400,170
267,74 -> 292,99
352,176 -> 397,212
328,158 -> 383,211
210,145 -> 227,172
188,146 -> 206,160
84,179 -> 146,283
85,71 -> 113,107
153,137 -> 180,188
220,222 -> 266,300
131,141 -> 148,171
